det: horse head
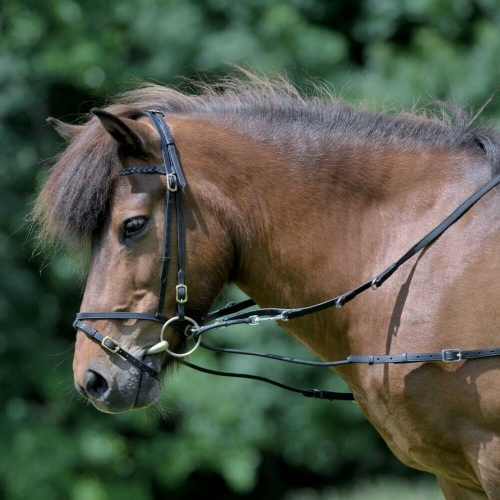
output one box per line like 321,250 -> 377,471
42,108 -> 235,412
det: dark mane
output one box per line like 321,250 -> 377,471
34,72 -> 499,247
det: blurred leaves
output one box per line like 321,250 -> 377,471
2,0 -> 499,497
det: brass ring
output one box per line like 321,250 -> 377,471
161,316 -> 201,358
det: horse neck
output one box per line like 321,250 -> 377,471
229,143 -> 466,302
172,116 -> 486,360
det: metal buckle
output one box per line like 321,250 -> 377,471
442,348 -> 462,363
176,284 -> 188,303
167,174 -> 178,192
101,336 -> 120,353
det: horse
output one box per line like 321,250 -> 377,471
36,75 -> 500,499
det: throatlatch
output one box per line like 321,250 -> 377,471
74,110 -> 500,401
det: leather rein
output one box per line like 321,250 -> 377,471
74,110 -> 500,402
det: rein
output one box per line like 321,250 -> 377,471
74,110 -> 500,401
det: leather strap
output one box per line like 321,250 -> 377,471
183,167 -> 500,401
148,111 -> 187,187
369,171 -> 500,290
77,312 -> 167,322
75,312 -> 185,331
73,319 -> 161,380
74,110 -> 189,380
200,341 -> 351,366
175,188 -> 186,320
348,347 -> 500,364
178,360 -> 355,401
198,342 -> 500,367
120,166 -> 166,176
156,179 -> 174,318
203,299 -> 256,322
202,171 -> 500,324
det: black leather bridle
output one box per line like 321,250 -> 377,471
74,111 -> 500,402
73,110 -> 189,381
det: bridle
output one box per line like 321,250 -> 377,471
73,110 -> 191,380
74,111 -> 500,402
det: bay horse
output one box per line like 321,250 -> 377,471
36,76 -> 500,498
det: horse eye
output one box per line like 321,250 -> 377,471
122,217 -> 147,237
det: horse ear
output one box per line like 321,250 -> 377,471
46,117 -> 85,141
91,108 -> 146,154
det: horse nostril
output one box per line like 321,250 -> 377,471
84,369 -> 109,399
75,382 -> 85,396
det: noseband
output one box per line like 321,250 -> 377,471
74,111 -> 500,401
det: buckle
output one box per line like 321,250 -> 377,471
167,174 -> 178,192
101,336 -> 120,353
176,284 -> 188,303
442,348 -> 461,363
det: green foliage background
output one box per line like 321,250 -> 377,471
2,0 -> 500,498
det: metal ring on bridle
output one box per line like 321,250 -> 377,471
161,316 -> 201,358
